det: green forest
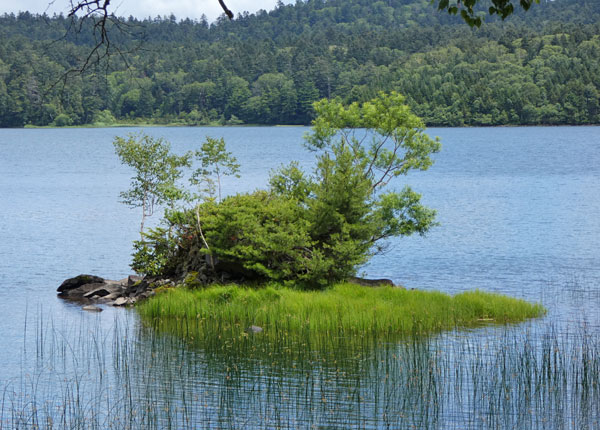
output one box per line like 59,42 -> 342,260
0,0 -> 599,127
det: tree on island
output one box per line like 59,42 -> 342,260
191,137 -> 240,202
116,92 -> 441,288
113,133 -> 190,238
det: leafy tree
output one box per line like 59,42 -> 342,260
191,137 -> 240,202
223,76 -> 251,119
113,133 -> 191,237
93,109 -> 117,125
271,91 -> 441,284
244,73 -> 298,124
52,113 -> 73,127
181,81 -> 217,113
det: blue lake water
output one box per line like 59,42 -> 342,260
1,125 -> 599,428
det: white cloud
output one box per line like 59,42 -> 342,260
0,0 -> 291,21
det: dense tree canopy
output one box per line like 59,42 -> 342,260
0,0 -> 599,127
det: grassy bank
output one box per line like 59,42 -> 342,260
137,283 -> 545,339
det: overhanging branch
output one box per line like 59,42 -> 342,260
218,0 -> 234,19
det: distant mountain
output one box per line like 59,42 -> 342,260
0,0 -> 599,127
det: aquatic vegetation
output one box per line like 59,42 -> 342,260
2,314 -> 599,430
137,283 -> 546,341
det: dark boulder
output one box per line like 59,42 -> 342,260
58,274 -> 170,307
348,276 -> 399,288
57,274 -> 105,293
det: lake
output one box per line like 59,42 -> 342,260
1,125 -> 599,429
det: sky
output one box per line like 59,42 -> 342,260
0,0 -> 291,22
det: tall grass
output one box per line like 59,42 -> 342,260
137,283 -> 546,341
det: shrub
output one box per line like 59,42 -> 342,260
52,113 -> 73,127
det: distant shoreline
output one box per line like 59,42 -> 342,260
18,122 -> 600,130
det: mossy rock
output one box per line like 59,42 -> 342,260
153,285 -> 172,295
182,271 -> 206,289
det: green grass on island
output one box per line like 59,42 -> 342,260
137,283 -> 546,340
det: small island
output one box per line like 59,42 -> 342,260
59,272 -> 544,338
59,92 -> 545,339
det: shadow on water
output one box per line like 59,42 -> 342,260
2,306 -> 599,429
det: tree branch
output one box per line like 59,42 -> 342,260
370,138 -> 405,191
365,133 -> 391,180
218,0 -> 234,19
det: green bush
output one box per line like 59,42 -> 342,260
163,192 -> 318,286
93,109 -> 117,126
52,113 -> 73,127
131,226 -> 178,276
128,92 -> 441,289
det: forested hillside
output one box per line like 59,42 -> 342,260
0,0 -> 599,127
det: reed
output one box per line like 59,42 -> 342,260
2,313 -> 599,430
